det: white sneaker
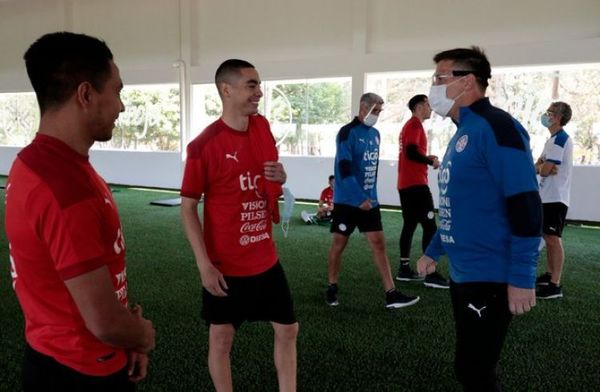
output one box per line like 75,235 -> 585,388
301,210 -> 313,224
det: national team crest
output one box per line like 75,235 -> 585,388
455,135 -> 468,152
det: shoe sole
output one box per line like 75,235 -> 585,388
536,282 -> 550,286
326,300 -> 339,306
385,296 -> 420,309
537,294 -> 563,299
424,282 -> 449,289
395,276 -> 424,282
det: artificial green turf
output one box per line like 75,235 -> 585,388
1,185 -> 599,391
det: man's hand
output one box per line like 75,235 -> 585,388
507,285 -> 536,315
359,199 -> 372,211
199,263 -> 228,297
127,351 -> 149,382
131,305 -> 156,354
417,255 -> 437,276
428,155 -> 440,169
264,161 -> 287,184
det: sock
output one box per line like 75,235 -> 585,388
400,259 -> 411,272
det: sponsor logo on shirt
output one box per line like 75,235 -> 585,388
240,219 -> 268,233
363,148 -> 379,191
113,227 -> 126,255
9,244 -> 17,290
239,172 -> 262,199
363,150 -> 378,163
239,232 -> 270,246
114,266 -> 128,304
438,161 -> 455,244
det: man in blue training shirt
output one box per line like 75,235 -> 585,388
417,47 -> 542,391
326,92 -> 419,309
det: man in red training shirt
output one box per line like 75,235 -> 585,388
180,59 -> 298,392
301,175 -> 334,224
396,94 -> 449,289
5,32 -> 155,391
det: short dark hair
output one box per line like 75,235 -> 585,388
24,32 -> 114,114
328,175 -> 334,181
433,46 -> 491,89
408,94 -> 428,112
551,101 -> 572,126
215,59 -> 255,92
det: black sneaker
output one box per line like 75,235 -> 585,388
385,290 -> 420,309
396,268 -> 423,281
326,284 -> 339,306
536,272 -> 552,286
424,271 -> 449,289
537,283 -> 563,299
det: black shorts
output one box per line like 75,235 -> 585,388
399,185 -> 436,222
542,202 -> 568,237
23,344 -> 134,392
201,262 -> 296,329
330,203 -> 383,236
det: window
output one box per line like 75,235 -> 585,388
366,64 -> 600,164
95,84 -> 180,151
0,92 -> 38,147
191,77 -> 352,156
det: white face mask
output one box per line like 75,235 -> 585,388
428,78 -> 465,117
363,105 -> 379,127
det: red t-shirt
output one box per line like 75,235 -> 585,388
397,116 -> 429,190
5,134 -> 128,376
319,187 -> 333,209
181,115 -> 278,277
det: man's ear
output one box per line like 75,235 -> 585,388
219,82 -> 231,98
76,82 -> 94,108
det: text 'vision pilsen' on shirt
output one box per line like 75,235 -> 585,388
181,115 -> 278,277
539,129 -> 573,206
5,134 -> 128,376
425,98 -> 542,289
333,117 -> 380,208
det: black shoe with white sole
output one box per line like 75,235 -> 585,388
385,290 -> 420,309
424,271 -> 449,289
537,282 -> 563,299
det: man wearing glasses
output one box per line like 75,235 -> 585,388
535,102 -> 573,300
417,47 -> 542,391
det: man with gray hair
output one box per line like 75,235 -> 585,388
535,101 -> 573,299
325,92 -> 420,309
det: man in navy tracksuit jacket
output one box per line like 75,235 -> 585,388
326,93 -> 420,310
417,47 -> 542,392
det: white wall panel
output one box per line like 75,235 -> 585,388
190,0 -> 354,66
0,0 -> 67,92
367,0 -> 600,53
89,150 -> 183,189
71,0 -> 180,70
